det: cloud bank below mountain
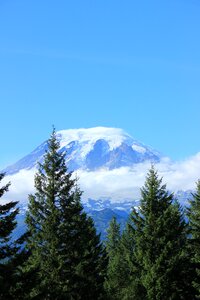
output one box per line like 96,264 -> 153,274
2,152 -> 200,204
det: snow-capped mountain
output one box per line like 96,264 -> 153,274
2,126 -> 199,239
2,127 -> 199,209
3,127 -> 161,175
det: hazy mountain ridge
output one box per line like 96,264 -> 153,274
15,189 -> 192,241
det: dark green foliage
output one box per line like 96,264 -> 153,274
187,180 -> 200,298
126,167 -> 193,300
104,217 -> 122,299
105,215 -> 139,300
24,129 -> 107,299
89,208 -> 128,240
118,223 -> 145,300
0,172 -> 21,299
105,216 -> 121,253
0,174 -> 18,259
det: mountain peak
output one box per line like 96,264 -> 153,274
57,127 -> 131,150
3,127 -> 161,175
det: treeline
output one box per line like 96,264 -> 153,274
0,130 -> 200,299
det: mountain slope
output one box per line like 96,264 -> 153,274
3,127 -> 161,175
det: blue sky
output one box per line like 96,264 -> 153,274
0,0 -> 200,168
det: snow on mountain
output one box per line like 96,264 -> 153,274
2,127 -> 200,208
2,127 -> 200,241
3,127 -> 161,175
58,127 -> 128,151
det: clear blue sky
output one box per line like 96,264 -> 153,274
0,0 -> 200,168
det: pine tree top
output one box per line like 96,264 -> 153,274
139,166 -> 174,219
0,172 -> 19,259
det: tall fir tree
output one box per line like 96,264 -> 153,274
24,128 -> 107,300
105,217 -> 139,300
0,172 -> 21,299
127,166 -> 194,300
105,217 -> 121,254
187,180 -> 200,298
118,222 -> 145,300
104,217 -> 122,299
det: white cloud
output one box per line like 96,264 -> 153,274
76,153 -> 200,201
1,153 -> 200,204
2,168 -> 36,204
159,153 -> 200,191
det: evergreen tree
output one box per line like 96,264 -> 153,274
8,231 -> 39,300
0,172 -> 20,299
104,217 -> 122,299
128,166 -> 193,300
187,180 -> 200,298
24,128 -> 107,299
106,217 -> 121,254
119,222 -> 145,300
105,217 -> 138,300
